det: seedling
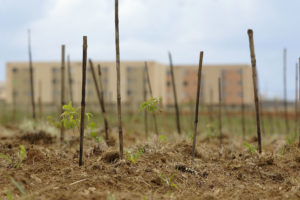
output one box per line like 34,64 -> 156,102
126,148 -> 144,164
285,132 -> 297,145
4,174 -> 26,199
159,135 -> 167,143
88,122 -> 104,143
139,97 -> 161,113
48,101 -> 93,131
243,142 -> 256,153
0,145 -> 27,168
159,173 -> 178,189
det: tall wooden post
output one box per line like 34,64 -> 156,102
295,63 -> 298,136
28,29 -> 36,120
209,87 -> 213,124
283,48 -> 289,134
89,59 -> 109,142
240,69 -> 246,139
168,52 -> 181,135
38,80 -> 42,119
192,51 -> 204,158
115,0 -> 123,158
143,67 -> 148,137
218,78 -> 223,145
79,36 -> 87,166
67,55 -> 73,103
145,62 -> 159,135
298,58 -> 300,148
60,45 -> 65,141
247,29 -> 262,153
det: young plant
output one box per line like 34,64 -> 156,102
243,142 -> 256,153
0,145 -> 27,168
139,97 -> 161,113
159,135 -> 167,143
88,122 -> 104,143
159,173 -> 178,189
4,174 -> 26,199
126,148 -> 144,164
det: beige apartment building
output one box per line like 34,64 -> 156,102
5,61 -> 254,108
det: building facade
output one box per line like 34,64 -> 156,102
5,61 -> 254,107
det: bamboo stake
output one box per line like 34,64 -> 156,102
28,29 -> 36,120
298,58 -> 300,148
97,64 -> 109,142
283,48 -> 289,134
38,80 -> 42,119
192,51 -> 204,158
67,55 -> 73,103
88,59 -> 109,142
240,69 -> 246,139
260,95 -> 265,135
79,36 -> 87,166
295,63 -> 298,137
143,67 -> 148,137
247,29 -> 262,153
145,62 -> 159,135
218,78 -> 223,145
60,45 -> 65,142
115,0 -> 123,158
168,52 -> 181,135
209,87 -> 213,124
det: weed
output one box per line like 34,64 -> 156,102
285,133 -> 297,145
4,174 -> 26,199
88,122 -> 104,143
0,145 -> 27,168
139,97 -> 161,113
159,135 -> 167,143
159,173 -> 178,189
243,142 -> 256,153
126,148 -> 144,164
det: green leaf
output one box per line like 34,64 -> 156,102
8,175 -> 26,196
6,189 -> 14,200
0,153 -> 13,164
16,145 -> 26,168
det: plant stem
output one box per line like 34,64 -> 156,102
60,45 -> 65,142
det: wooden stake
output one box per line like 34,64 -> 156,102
240,69 -> 246,139
247,29 -> 262,153
298,58 -> 300,148
209,87 -> 213,124
283,48 -> 289,134
38,80 -> 42,119
168,52 -> 181,135
97,64 -> 109,142
28,29 -> 36,120
12,89 -> 16,122
79,36 -> 88,166
60,45 -> 65,142
115,0 -> 123,158
67,55 -> 73,103
192,51 -> 204,158
295,63 -> 298,137
145,62 -> 159,135
218,78 -> 223,145
143,66 -> 148,137
89,59 -> 109,142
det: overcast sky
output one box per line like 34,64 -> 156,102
1,0 -> 300,100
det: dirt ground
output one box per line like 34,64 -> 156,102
1,125 -> 300,200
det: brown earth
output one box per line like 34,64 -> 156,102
0,126 -> 300,200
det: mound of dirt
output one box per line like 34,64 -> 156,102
20,131 -> 55,144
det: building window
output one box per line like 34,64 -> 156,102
166,81 -> 171,86
183,81 -> 188,86
127,78 -> 132,84
237,80 -> 242,86
87,79 -> 92,84
238,69 -> 242,75
52,67 -> 58,73
238,92 -> 242,97
12,68 -> 18,73
88,90 -> 93,96
103,78 -> 108,84
13,91 -> 18,97
127,67 -> 132,73
127,90 -> 132,96
53,90 -> 59,96
166,70 -> 171,75
102,67 -> 108,73
52,79 -> 57,84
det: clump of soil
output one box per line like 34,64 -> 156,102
20,131 -> 55,144
102,150 -> 120,163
